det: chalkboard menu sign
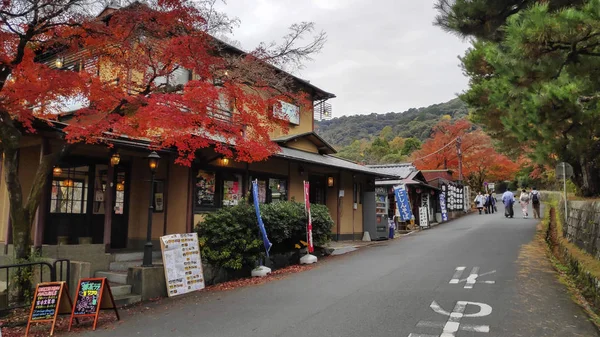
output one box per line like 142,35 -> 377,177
69,278 -> 119,332
194,170 -> 216,209
26,282 -> 73,336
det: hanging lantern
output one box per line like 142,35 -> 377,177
52,166 -> 62,177
110,153 -> 121,166
55,57 -> 64,68
221,157 -> 230,166
116,181 -> 125,191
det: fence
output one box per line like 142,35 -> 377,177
0,259 -> 70,314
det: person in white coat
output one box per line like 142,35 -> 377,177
474,192 -> 485,215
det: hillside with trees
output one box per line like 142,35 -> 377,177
315,98 -> 468,148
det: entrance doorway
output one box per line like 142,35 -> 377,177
309,175 -> 327,205
45,160 -> 130,248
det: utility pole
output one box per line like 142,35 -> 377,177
457,137 -> 463,185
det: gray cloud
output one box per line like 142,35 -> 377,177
218,0 -> 469,116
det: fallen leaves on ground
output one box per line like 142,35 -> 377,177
0,263 -> 317,336
206,264 -> 316,292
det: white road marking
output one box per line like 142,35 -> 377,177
449,266 -> 496,289
410,301 -> 492,337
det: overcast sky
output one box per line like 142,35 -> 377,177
217,0 -> 471,117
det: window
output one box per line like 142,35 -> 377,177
269,178 -> 287,203
50,179 -> 87,214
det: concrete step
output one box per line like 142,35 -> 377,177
95,271 -> 128,284
113,251 -> 162,262
113,293 -> 142,307
109,259 -> 163,272
109,283 -> 132,297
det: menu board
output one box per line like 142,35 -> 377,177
73,279 -> 102,315
69,278 -> 119,332
195,170 -> 216,208
160,233 -> 205,297
31,283 -> 61,321
26,282 -> 73,336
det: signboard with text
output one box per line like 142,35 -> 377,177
273,100 -> 300,125
160,233 -> 205,297
69,278 -> 119,332
26,282 -> 73,336
394,185 -> 413,222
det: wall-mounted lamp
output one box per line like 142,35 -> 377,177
110,152 -> 121,166
63,179 -> 74,187
55,57 -> 64,68
52,166 -> 62,177
327,176 -> 334,187
221,157 -> 230,166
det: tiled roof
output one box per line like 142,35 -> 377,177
367,163 -> 416,179
276,147 -> 394,177
422,170 -> 454,182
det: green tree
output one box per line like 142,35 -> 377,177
436,0 -> 600,196
402,138 -> 422,156
379,126 -> 395,141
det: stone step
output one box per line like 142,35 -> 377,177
113,251 -> 162,262
109,283 -> 132,297
95,271 -> 128,284
113,293 -> 142,307
109,259 -> 163,272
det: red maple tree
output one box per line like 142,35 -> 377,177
411,119 -> 519,190
0,0 -> 326,260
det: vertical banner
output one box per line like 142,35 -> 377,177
252,180 -> 272,256
439,191 -> 448,222
303,181 -> 314,253
394,185 -> 413,222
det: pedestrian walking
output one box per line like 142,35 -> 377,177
486,191 -> 495,214
502,190 -> 515,218
530,187 -> 541,219
474,191 -> 485,215
519,189 -> 530,218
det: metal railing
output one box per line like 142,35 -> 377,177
0,259 -> 70,314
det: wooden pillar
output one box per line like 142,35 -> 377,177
162,159 -> 170,236
34,139 -> 51,249
185,166 -> 193,233
103,161 -> 115,252
3,149 -> 18,254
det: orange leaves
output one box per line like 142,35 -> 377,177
412,119 -> 519,184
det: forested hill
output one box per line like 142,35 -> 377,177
315,98 -> 468,148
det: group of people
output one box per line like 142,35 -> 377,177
474,188 -> 541,219
473,191 -> 497,215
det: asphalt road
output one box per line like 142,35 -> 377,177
79,207 -> 598,337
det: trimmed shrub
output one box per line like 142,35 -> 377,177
196,200 -> 333,271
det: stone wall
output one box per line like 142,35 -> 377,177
564,200 -> 600,259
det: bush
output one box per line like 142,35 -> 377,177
196,200 -> 333,271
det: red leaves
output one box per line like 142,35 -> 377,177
1,1 -> 309,166
206,264 -> 315,292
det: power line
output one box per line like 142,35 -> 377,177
412,137 -> 459,163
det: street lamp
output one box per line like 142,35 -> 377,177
143,151 -> 160,267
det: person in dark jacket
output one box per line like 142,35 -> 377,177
485,191 -> 495,214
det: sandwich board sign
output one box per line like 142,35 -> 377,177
26,281 -> 74,336
69,278 -> 119,331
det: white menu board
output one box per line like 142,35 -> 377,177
160,233 -> 205,297
419,206 -> 429,228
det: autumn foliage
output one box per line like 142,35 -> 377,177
0,0 -> 326,260
411,119 -> 519,189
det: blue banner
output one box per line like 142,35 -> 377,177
394,185 -> 413,222
439,192 -> 448,222
252,180 -> 272,257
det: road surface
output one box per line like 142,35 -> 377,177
79,209 -> 598,337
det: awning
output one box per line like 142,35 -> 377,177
275,147 -> 394,177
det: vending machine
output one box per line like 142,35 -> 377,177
363,187 -> 389,240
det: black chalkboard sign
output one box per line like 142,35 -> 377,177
26,281 -> 73,336
194,170 -> 216,210
69,278 -> 119,331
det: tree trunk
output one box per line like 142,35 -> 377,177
577,157 -> 600,197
